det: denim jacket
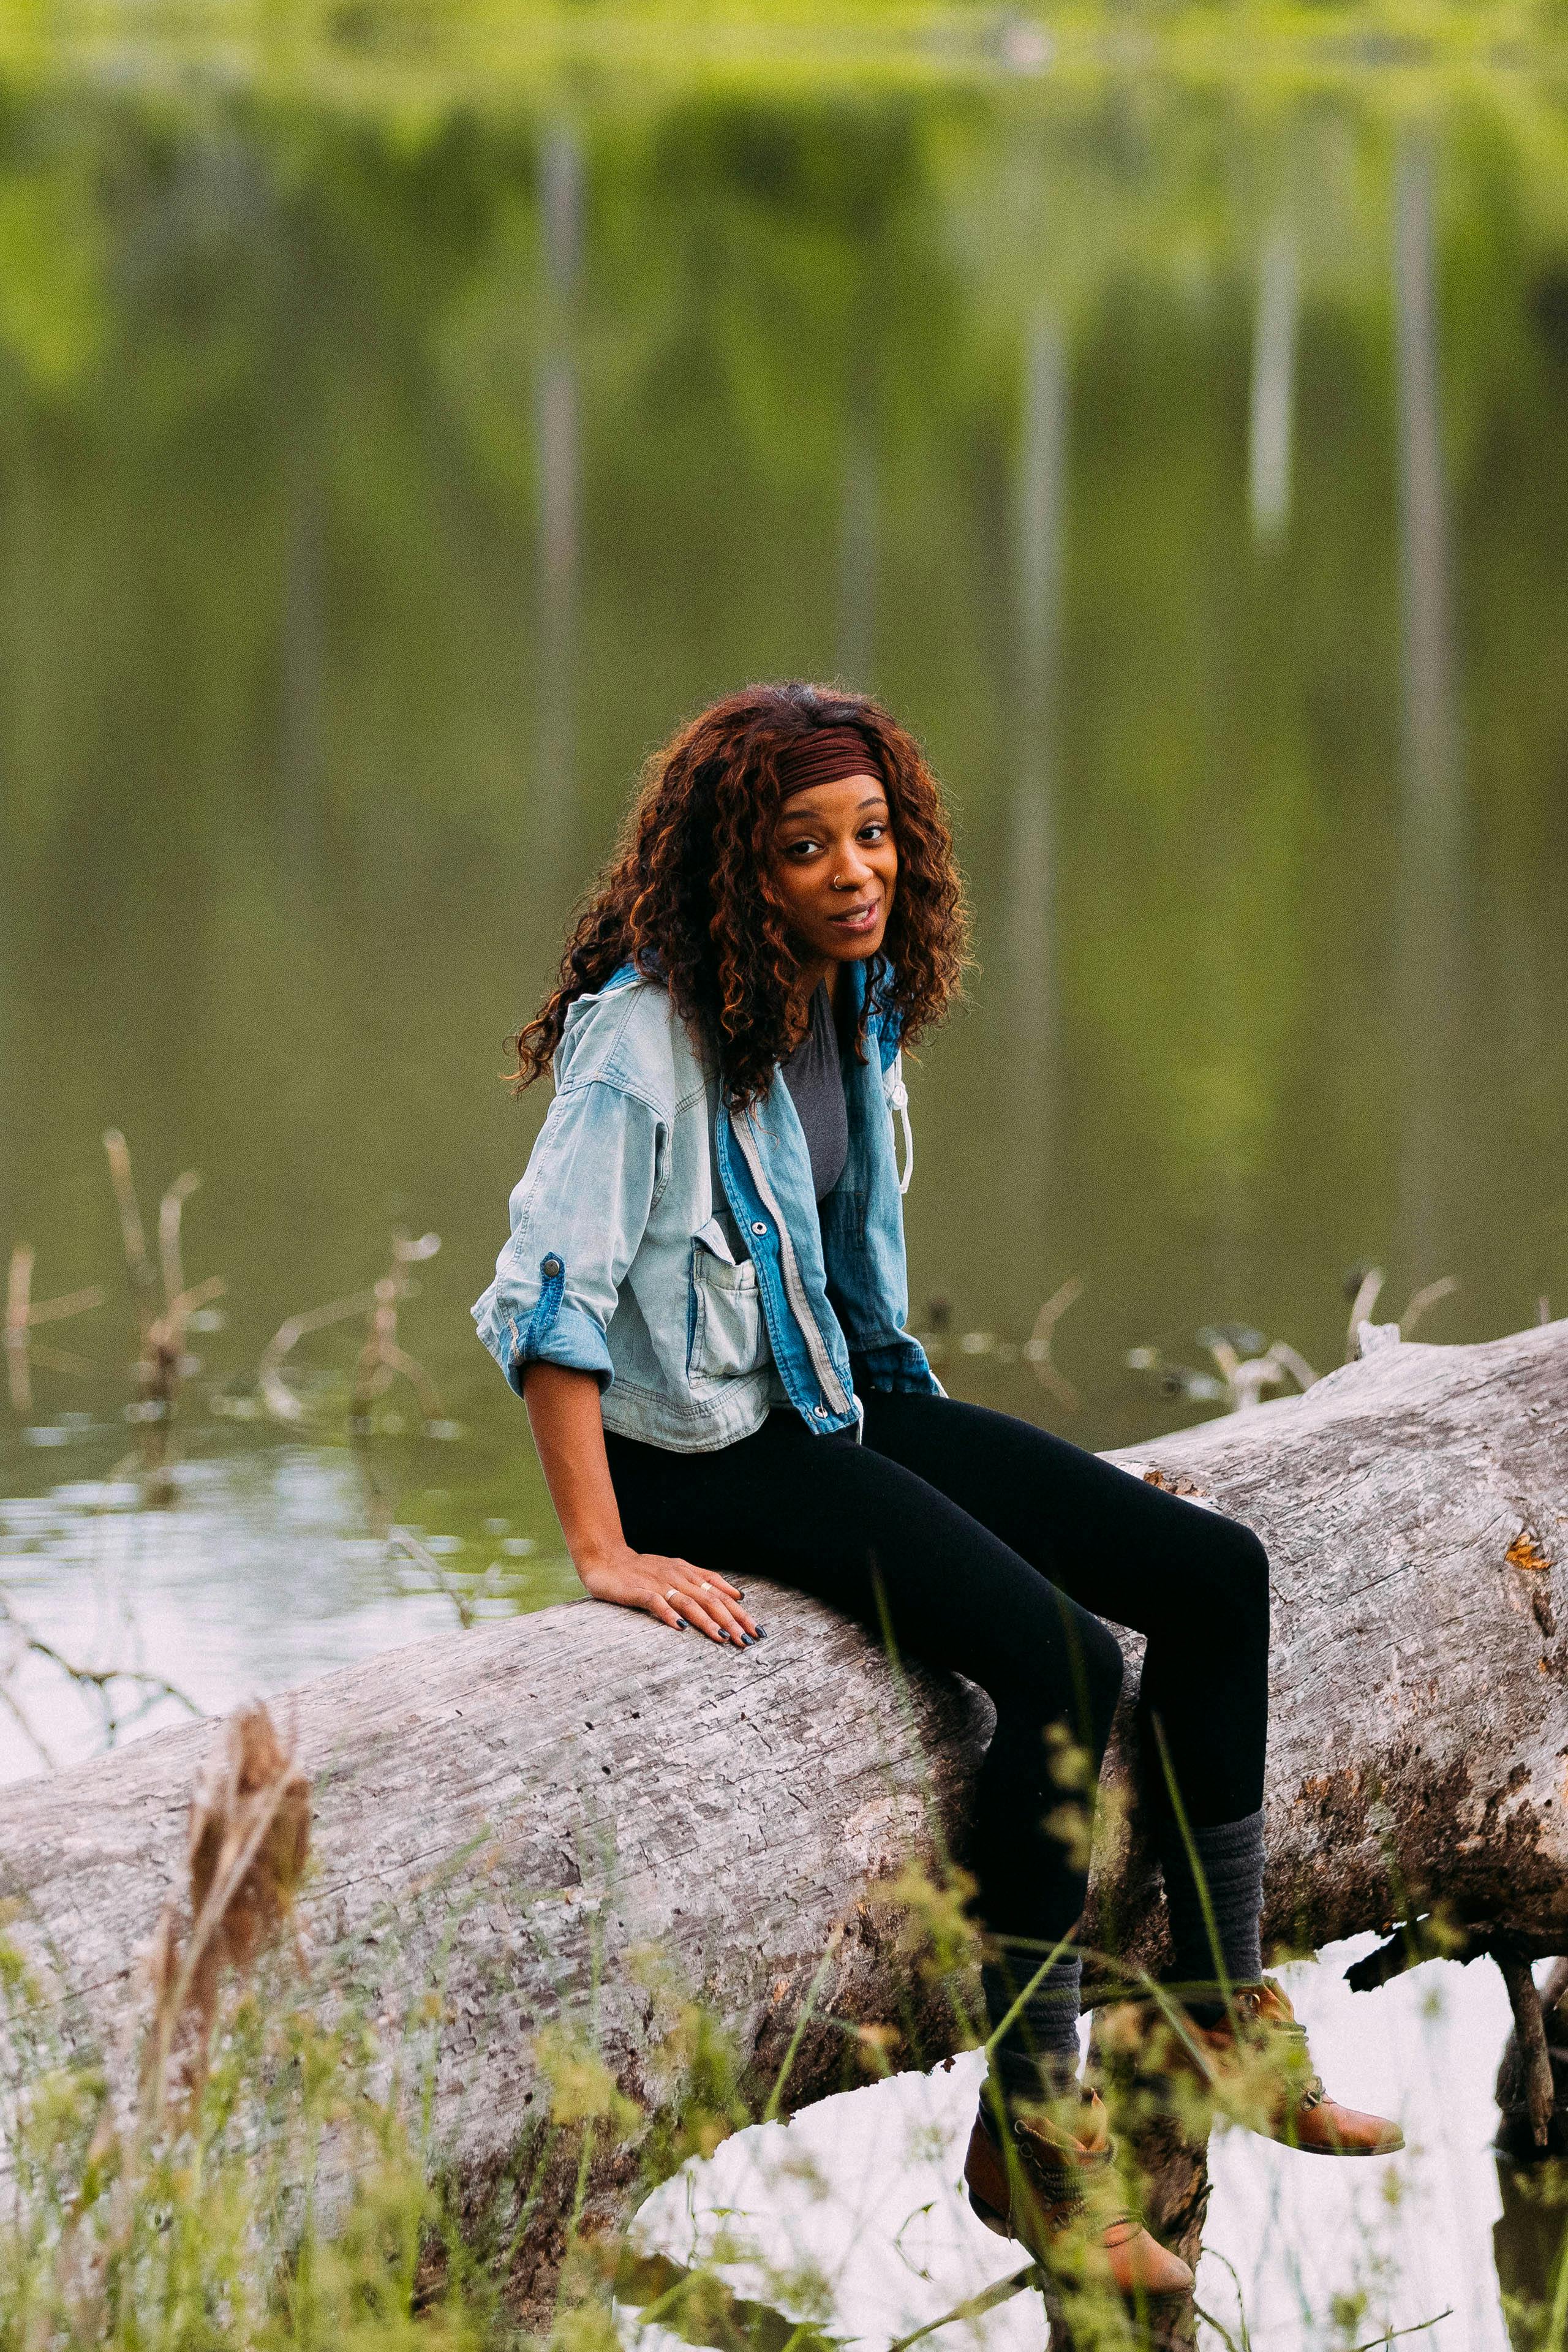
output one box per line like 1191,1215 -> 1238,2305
472,957 -> 938,1450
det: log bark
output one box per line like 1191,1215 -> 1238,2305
1,1319 -> 1564,2319
1096,1315 -> 1568,1970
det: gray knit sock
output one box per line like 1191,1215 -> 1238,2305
982,1953 -> 1082,2113
1158,1809 -> 1265,2013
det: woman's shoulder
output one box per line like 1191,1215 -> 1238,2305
556,964 -> 705,1109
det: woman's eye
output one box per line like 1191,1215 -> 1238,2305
785,839 -> 818,858
861,823 -> 886,841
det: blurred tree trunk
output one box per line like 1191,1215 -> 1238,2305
1007,303 -> 1067,1252
533,121 -> 582,915
1392,137 -> 1468,1291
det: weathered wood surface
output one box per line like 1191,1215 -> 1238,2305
1104,1315 -> 1568,1966
0,1550 -> 995,2305
1,1318 -> 1564,2312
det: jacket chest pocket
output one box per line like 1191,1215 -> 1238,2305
688,1234 -> 770,1385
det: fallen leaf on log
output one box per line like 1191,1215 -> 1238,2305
1506,1529 -> 1553,1573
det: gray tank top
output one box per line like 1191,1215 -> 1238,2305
781,983 -> 849,1202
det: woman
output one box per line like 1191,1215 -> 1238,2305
474,681 -> 1400,2309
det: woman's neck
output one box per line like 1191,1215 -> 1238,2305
796,957 -> 838,1009
783,959 -> 836,1053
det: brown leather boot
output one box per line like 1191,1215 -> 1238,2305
1102,1978 -> 1404,2157
964,2087 -> 1195,2304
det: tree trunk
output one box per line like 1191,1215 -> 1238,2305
1,1320 -> 1564,2320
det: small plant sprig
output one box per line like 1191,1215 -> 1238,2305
102,1129 -> 226,1501
0,1702 -> 502,2350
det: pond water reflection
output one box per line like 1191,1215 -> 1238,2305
1,25 -> 1566,2345
625,1943 -> 1534,2352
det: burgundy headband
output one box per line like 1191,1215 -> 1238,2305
776,726 -> 883,799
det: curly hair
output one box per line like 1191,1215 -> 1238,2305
513,681 -> 969,1106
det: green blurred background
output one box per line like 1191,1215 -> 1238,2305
0,13 -> 1564,2339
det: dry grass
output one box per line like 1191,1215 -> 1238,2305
141,1702 -> 311,2122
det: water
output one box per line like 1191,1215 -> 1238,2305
627,1942 -> 1526,2351
1,22 -> 1566,2342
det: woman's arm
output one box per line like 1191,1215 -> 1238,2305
522,1362 -> 759,1648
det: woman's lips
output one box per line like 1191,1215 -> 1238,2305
829,899 -> 880,930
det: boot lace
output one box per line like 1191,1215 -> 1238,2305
1012,2118 -> 1135,2235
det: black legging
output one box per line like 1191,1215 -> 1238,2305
605,1390 -> 1270,1953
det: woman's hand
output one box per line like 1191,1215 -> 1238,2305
521,1364 -> 763,1649
578,1546 -> 761,1646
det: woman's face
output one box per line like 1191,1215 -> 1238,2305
769,772 -> 899,982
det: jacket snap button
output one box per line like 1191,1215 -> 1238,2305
814,1404 -> 829,1418
750,1220 -> 767,1236
541,1256 -> 562,1278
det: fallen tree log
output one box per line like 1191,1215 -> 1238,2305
1,1318 -> 1564,2320
1099,1314 -> 1568,1966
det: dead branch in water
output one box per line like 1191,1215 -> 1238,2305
914,1278 -> 1086,1411
101,1132 -> 225,1496
4,1245 -> 103,1417
0,1184 -> 200,1749
1342,1261 -> 1385,1359
0,1588 -> 199,1767
1400,1274 -> 1458,1335
258,1230 -> 442,1434
103,1128 -> 157,1308
257,1289 -> 377,1422
350,1235 -> 445,1430
1128,1321 -> 1318,1414
1129,1262 -> 1458,1421
1023,1276 -> 1082,1412
257,1231 -> 450,1544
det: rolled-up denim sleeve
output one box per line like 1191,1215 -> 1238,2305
472,1077 -> 663,1396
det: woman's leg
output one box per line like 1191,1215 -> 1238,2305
856,1393 -> 1405,2165
606,1411 -> 1126,2073
858,1389 -> 1272,2000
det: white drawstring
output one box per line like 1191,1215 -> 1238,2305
884,1053 -> 914,1195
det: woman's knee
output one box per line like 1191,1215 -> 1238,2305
1208,1518 -> 1271,1649
992,1604 -> 1123,1758
1142,1512 -> 1270,1679
1074,1614 -> 1126,1742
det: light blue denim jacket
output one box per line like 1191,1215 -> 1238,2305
472,956 -> 938,1450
